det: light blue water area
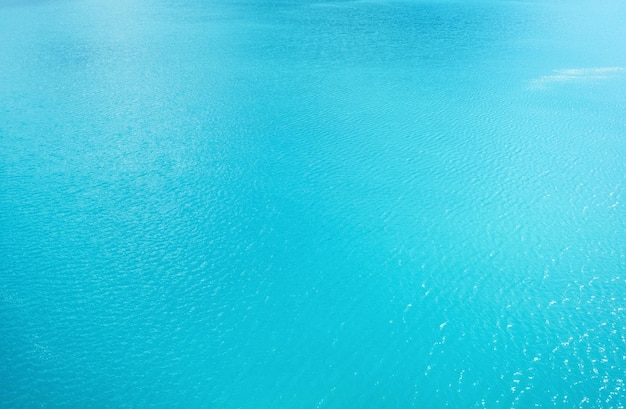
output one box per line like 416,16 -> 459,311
1,0 -> 626,407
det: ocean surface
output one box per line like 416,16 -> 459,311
1,0 -> 625,407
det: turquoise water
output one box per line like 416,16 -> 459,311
1,0 -> 626,407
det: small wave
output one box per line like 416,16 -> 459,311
528,66 -> 625,90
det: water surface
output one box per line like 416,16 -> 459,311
1,0 -> 626,407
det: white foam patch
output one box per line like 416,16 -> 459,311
528,67 -> 625,89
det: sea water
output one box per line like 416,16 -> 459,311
1,0 -> 625,407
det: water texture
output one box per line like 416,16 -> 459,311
1,0 -> 625,407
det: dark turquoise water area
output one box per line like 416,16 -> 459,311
1,0 -> 626,407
